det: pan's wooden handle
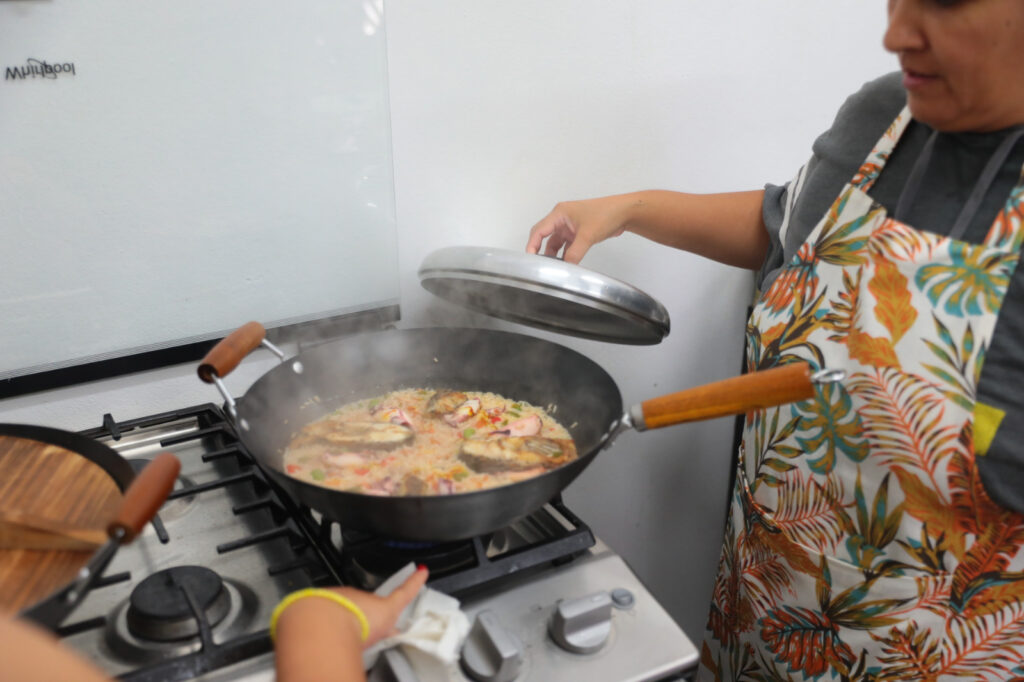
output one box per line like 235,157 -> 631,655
197,321 -> 266,383
107,452 -> 181,542
638,362 -> 815,429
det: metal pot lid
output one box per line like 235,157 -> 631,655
418,246 -> 670,345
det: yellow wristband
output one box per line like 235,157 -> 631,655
269,588 -> 371,643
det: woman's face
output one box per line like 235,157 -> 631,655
884,0 -> 1024,132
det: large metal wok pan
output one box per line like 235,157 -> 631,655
199,323 -> 838,541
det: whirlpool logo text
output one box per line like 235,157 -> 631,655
5,58 -> 76,81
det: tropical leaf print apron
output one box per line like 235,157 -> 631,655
700,108 -> 1024,681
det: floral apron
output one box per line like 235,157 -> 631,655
699,108 -> 1024,681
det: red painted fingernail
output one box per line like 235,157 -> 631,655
417,563 -> 428,572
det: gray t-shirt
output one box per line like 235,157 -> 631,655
757,71 -> 1024,513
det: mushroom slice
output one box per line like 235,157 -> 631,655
320,422 -> 414,450
458,436 -> 576,473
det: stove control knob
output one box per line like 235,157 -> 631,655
461,610 -> 524,682
610,587 -> 635,609
549,591 -> 612,655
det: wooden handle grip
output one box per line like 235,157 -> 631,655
197,321 -> 266,383
108,452 -> 180,542
639,362 -> 815,429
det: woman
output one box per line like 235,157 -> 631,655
528,1 -> 1024,679
0,567 -> 427,682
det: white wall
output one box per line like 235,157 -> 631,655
0,1 -> 895,641
384,1 -> 895,640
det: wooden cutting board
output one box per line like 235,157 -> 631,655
0,435 -> 122,614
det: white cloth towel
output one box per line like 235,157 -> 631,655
363,563 -> 471,682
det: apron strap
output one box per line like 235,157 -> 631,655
893,128 -> 939,224
949,126 -> 1024,241
894,125 -> 1024,241
851,107 -> 913,192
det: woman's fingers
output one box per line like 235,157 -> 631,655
526,198 -> 626,264
526,218 -> 551,254
562,232 -> 596,264
528,207 -> 584,260
386,566 -> 429,613
527,210 -> 570,255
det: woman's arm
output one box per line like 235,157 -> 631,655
274,567 -> 428,682
0,617 -> 113,682
527,189 -> 770,270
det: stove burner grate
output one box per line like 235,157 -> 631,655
299,498 -> 596,596
66,404 -> 327,682
126,566 -> 230,641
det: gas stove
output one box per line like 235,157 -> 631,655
52,404 -> 697,681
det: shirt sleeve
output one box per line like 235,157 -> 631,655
757,159 -> 813,291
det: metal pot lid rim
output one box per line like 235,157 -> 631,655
418,246 -> 670,345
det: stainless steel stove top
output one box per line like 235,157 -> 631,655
202,540 -> 700,682
51,406 -> 697,681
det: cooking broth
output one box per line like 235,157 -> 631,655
282,388 -> 577,496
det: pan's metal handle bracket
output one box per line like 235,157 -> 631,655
264,337 -> 305,375
603,411 -> 638,449
811,368 -> 846,385
211,375 -> 239,420
262,337 -> 287,363
211,337 -> 291,430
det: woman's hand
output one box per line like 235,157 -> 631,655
527,196 -> 632,264
274,566 -> 429,682
323,566 -> 429,647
